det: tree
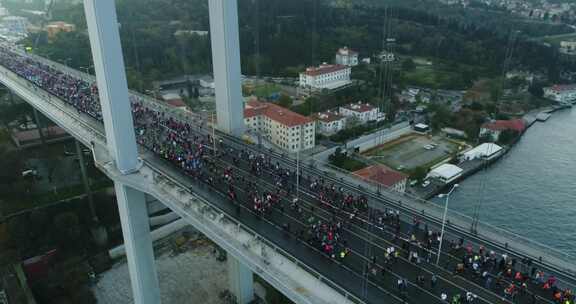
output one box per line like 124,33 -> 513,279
401,58 -> 416,71
53,212 -> 82,251
0,148 -> 24,187
277,94 -> 292,108
497,130 -> 519,145
528,83 -> 544,98
411,166 -> 428,182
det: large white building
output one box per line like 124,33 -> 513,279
462,143 -> 503,161
1,16 -> 28,35
299,63 -> 351,90
339,102 -> 383,124
244,100 -> 315,153
427,164 -> 463,184
312,110 -> 346,135
335,47 -> 359,66
560,41 -> 576,55
543,84 -> 576,105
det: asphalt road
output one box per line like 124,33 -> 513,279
146,137 -> 558,304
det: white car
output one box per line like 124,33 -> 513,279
22,169 -> 38,178
421,180 -> 431,188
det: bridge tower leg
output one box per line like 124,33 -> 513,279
32,107 -> 45,145
228,255 -> 255,304
83,0 -> 161,303
208,0 -> 245,136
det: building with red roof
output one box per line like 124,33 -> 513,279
244,100 -> 315,152
543,84 -> 576,105
299,63 -> 351,90
479,119 -> 526,142
311,110 -> 346,135
339,101 -> 384,124
162,93 -> 189,111
353,165 -> 408,193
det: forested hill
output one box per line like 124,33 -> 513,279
18,0 -> 570,87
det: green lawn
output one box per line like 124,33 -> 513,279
402,56 -> 488,90
539,33 -> 576,46
254,83 -> 281,98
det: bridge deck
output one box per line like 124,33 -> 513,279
0,47 -> 574,304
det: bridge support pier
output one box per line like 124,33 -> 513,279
32,107 -> 45,145
208,0 -> 245,136
228,255 -> 255,304
75,140 -> 97,223
115,183 -> 161,304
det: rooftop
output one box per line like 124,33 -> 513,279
430,164 -> 463,180
312,111 -> 344,123
337,46 -> 358,56
166,99 -> 187,108
12,125 -> 68,142
482,119 -> 526,132
464,143 -> 503,158
547,84 -> 576,92
353,165 -> 407,187
341,102 -> 376,113
302,64 -> 349,77
245,100 -> 313,127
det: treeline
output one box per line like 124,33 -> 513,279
22,0 -> 571,88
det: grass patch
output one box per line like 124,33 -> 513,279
253,83 -> 281,98
539,33 -> 576,46
328,148 -> 368,172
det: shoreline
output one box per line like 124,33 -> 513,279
418,102 -> 574,199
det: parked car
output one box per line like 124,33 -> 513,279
421,180 -> 431,188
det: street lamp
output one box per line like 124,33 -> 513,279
145,89 -> 158,100
80,65 -> 94,75
436,183 -> 458,266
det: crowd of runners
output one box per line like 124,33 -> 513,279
0,44 -> 573,304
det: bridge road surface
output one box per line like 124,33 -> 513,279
137,111 -> 547,304
18,44 -> 576,288
219,134 -> 576,286
0,48 -> 572,302
201,144 -> 558,304
210,140 -> 569,304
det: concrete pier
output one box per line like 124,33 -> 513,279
228,255 -> 255,304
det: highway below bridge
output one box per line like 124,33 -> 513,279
0,45 -> 574,304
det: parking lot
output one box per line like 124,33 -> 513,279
363,133 -> 460,171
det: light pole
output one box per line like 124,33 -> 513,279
436,183 -> 458,266
80,65 -> 94,75
296,147 -> 300,198
212,111 -> 217,153
145,89 -> 158,100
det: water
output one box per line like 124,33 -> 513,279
434,107 -> 576,257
